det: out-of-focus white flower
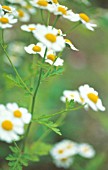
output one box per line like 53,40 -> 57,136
0,13 -> 17,29
65,39 -> 79,51
50,140 -> 78,160
17,9 -> 30,22
78,143 -> 95,158
21,24 -> 37,32
30,0 -> 56,12
6,103 -> 31,125
53,157 -> 73,169
24,42 -> 46,55
6,0 -> 27,6
4,41 -> 25,67
0,109 -> 24,143
79,84 -> 105,111
60,90 -> 85,104
33,24 -> 65,52
23,4 -> 36,14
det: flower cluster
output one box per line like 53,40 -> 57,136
21,24 -> 78,67
0,103 -> 31,143
61,84 -> 105,112
0,4 -> 17,29
50,139 -> 95,168
5,0 -> 36,23
29,0 -> 97,31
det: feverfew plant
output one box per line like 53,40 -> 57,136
0,0 -> 106,169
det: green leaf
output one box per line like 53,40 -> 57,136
37,118 -> 62,135
42,66 -> 64,80
4,74 -> 23,88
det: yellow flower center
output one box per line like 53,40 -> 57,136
83,147 -> 89,153
37,0 -> 48,6
2,5 -> 11,11
2,120 -> 13,131
58,6 -> 67,15
70,94 -> 74,98
79,13 -> 90,22
18,10 -> 24,17
14,110 -> 22,118
67,144 -> 73,149
45,33 -> 57,43
29,27 -> 36,31
32,45 -> 41,52
0,17 -> 9,24
53,0 -> 58,4
87,93 -> 98,103
61,158 -> 67,162
65,39 -> 72,45
47,54 -> 56,61
58,149 -> 64,154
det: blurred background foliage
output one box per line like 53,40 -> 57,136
0,0 -> 108,169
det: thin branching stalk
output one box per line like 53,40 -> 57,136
22,48 -> 48,151
52,15 -> 60,28
65,22 -> 81,34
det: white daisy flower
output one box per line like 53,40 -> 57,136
0,104 -> 6,111
65,39 -> 79,51
53,4 -> 68,16
0,5 -> 18,16
6,103 -> 32,125
6,0 -> 27,6
24,4 -> 36,14
45,49 -> 64,66
21,24 -> 37,32
50,140 -> 78,159
79,84 -> 106,111
17,9 -> 30,22
61,90 -> 84,104
79,13 -> 97,31
0,13 -> 17,29
78,143 -> 96,158
24,42 -> 46,55
33,24 -> 65,52
30,0 -> 56,12
66,12 -> 97,31
52,4 -> 78,22
0,111 -> 24,143
53,157 -> 73,169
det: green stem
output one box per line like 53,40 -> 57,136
47,11 -> 50,26
65,22 -> 81,34
22,48 -> 48,151
1,29 -> 4,45
52,15 -> 60,28
0,43 -> 32,95
40,9 -> 45,25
